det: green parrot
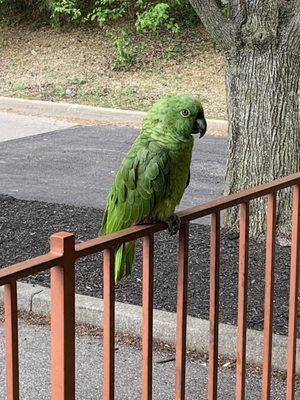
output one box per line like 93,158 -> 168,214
100,94 -> 207,282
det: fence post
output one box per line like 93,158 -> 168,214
286,184 -> 300,400
142,235 -> 154,400
50,232 -> 75,400
261,193 -> 276,400
175,222 -> 189,400
208,212 -> 220,400
103,247 -> 115,400
4,281 -> 19,400
236,202 -> 249,400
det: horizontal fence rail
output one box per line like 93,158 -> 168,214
0,172 -> 300,400
1,173 -> 299,285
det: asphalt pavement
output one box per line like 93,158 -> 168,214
0,318 -> 296,400
0,122 -> 227,225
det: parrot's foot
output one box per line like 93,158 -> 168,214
139,216 -> 180,235
166,214 -> 181,236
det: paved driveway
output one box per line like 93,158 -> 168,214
0,124 -> 227,223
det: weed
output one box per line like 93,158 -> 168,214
111,28 -> 136,70
164,43 -> 185,59
14,82 -> 26,91
221,0 -> 229,17
67,77 -> 87,85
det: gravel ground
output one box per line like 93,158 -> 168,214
0,194 -> 298,337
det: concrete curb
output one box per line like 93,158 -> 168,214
0,282 -> 298,373
0,96 -> 228,136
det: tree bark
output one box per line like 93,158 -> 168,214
224,47 -> 300,236
189,0 -> 300,237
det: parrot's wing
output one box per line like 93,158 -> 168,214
101,141 -> 170,234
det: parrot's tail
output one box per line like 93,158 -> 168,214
114,241 -> 136,283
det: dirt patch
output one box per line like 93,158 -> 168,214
0,24 -> 226,119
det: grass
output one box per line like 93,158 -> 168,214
0,23 -> 226,119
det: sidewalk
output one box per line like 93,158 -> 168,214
0,318 -> 296,400
0,96 -> 228,136
0,110 -> 75,142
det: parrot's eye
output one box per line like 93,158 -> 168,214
180,109 -> 190,117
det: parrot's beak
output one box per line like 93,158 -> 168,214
192,114 -> 207,138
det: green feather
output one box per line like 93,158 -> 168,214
147,162 -> 160,180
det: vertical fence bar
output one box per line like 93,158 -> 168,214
261,193 -> 276,400
208,212 -> 220,400
175,222 -> 189,400
4,281 -> 19,400
103,247 -> 115,400
50,232 -> 75,400
236,202 -> 249,400
286,184 -> 300,400
142,235 -> 154,400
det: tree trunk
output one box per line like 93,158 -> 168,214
223,47 -> 300,237
188,0 -> 300,237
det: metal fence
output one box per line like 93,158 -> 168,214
0,172 -> 299,400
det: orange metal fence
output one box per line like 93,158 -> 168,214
0,173 -> 300,400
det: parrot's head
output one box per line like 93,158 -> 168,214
143,94 -> 207,143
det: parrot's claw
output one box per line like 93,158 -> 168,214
139,215 -> 180,235
166,215 -> 181,236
